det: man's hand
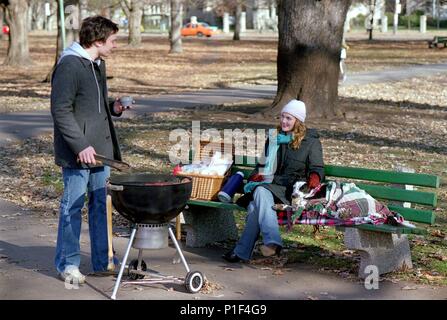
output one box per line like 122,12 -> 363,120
113,97 -> 133,114
78,146 -> 96,164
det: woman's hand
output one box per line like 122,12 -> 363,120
307,172 -> 320,189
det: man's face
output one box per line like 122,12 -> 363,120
96,33 -> 118,58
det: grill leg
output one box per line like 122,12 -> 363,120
111,227 -> 137,300
168,226 -> 190,273
137,249 -> 144,270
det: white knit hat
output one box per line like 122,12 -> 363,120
281,99 -> 306,123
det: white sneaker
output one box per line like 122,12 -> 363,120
59,265 -> 86,284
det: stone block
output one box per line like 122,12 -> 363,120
344,228 -> 413,278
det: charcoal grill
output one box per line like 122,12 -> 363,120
108,173 -> 204,300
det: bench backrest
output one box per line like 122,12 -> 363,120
230,155 -> 439,225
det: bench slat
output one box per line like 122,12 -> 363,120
356,183 -> 437,207
353,224 -> 427,235
187,199 -> 434,226
187,199 -> 241,211
324,165 -> 440,188
387,205 -> 435,225
232,161 -> 440,189
187,199 -> 426,234
231,166 -> 254,177
225,174 -> 437,207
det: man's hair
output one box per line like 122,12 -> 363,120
79,15 -> 119,48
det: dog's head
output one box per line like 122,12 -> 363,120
291,181 -> 307,210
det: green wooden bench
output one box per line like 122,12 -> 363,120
428,36 -> 447,48
182,155 -> 440,278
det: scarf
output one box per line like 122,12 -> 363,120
243,132 -> 292,193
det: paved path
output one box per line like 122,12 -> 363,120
1,62 -> 447,146
1,199 -> 446,300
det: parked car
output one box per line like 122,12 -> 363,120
2,25 -> 9,35
181,22 -> 214,37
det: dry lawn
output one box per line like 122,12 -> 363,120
0,32 -> 446,286
0,33 -> 447,113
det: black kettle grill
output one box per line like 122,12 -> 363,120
108,173 -> 204,299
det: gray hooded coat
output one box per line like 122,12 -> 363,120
51,42 -> 122,168
249,128 -> 325,205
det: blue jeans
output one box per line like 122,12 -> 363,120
233,186 -> 283,260
55,166 -> 110,273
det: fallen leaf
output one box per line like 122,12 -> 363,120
273,269 -> 284,276
401,286 -> 417,290
261,267 -> 272,271
224,267 -> 235,271
422,273 -> 443,281
431,230 -> 446,238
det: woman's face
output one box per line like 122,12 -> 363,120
280,112 -> 297,132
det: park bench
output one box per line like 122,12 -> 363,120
428,36 -> 447,48
181,149 -> 440,279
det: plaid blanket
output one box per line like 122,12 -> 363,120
276,181 -> 414,230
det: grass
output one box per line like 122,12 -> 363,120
41,168 -> 63,194
0,32 -> 446,286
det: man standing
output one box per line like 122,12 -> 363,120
51,16 -> 128,284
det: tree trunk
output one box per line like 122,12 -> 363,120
122,0 -> 143,46
65,1 -> 80,46
43,0 -> 64,83
29,0 -> 45,31
266,0 -> 351,119
79,0 -> 88,22
0,7 -> 4,41
4,0 -> 32,66
169,0 -> 182,53
233,2 -> 242,41
368,0 -> 376,41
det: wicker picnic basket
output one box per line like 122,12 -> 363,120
176,140 -> 234,201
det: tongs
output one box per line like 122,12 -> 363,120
94,154 -> 131,172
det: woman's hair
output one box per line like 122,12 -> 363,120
277,120 -> 306,150
79,16 -> 119,48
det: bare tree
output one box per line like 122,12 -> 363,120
214,0 -> 247,40
0,5 -> 4,41
170,0 -> 183,53
29,0 -> 46,31
79,0 -> 88,22
43,0 -> 64,82
65,0 -> 81,45
1,0 -> 32,66
233,0 -> 242,40
266,0 -> 351,119
120,0 -> 143,46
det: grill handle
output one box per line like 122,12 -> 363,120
108,184 -> 124,192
